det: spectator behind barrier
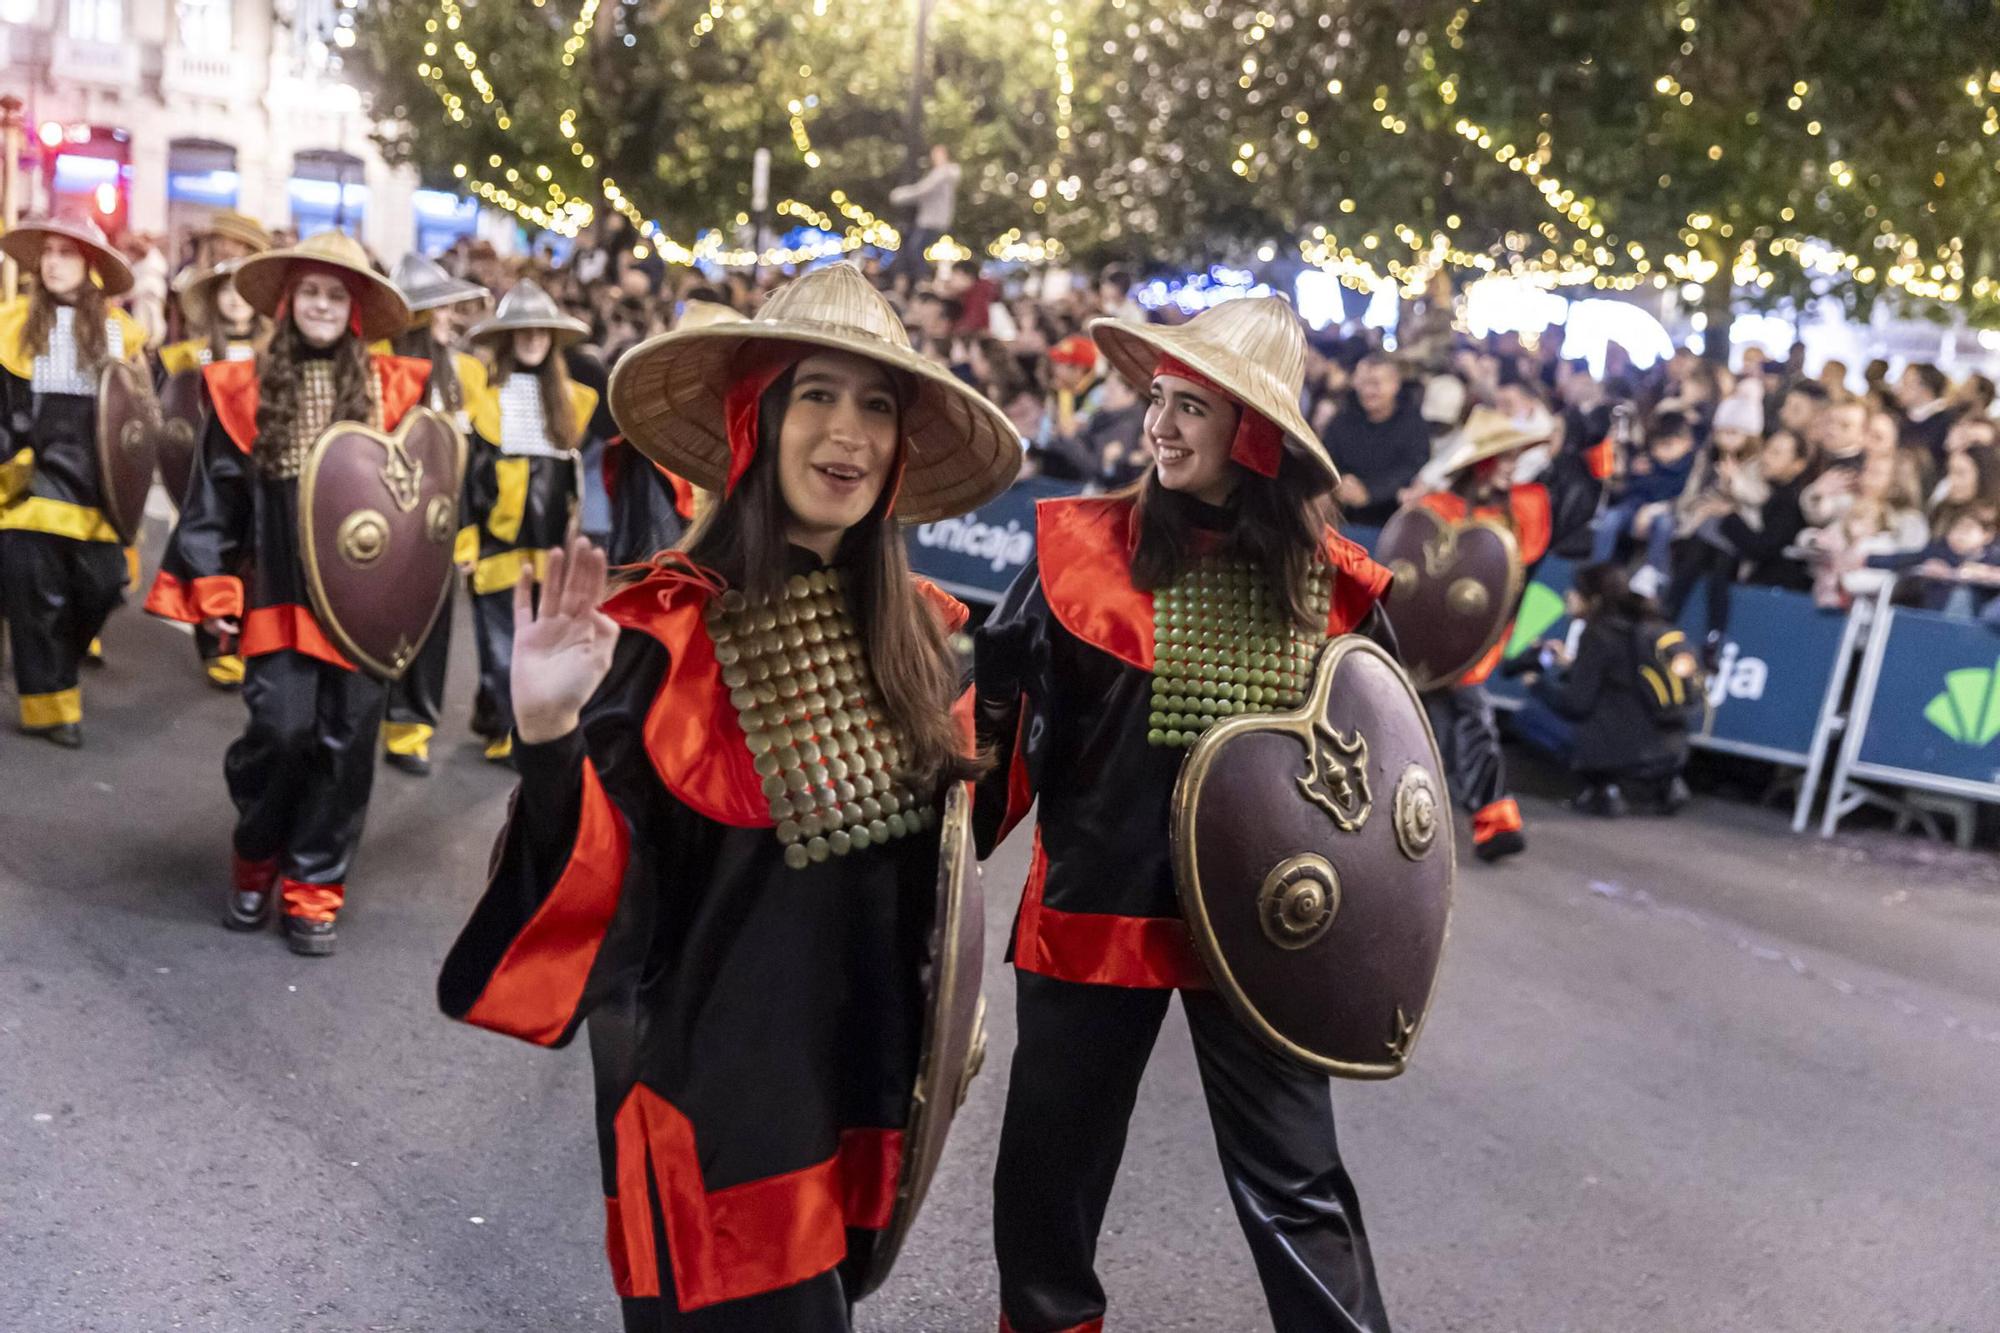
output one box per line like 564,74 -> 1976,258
1322,353 -> 1432,526
1523,562 -> 1696,819
1663,427 -> 1818,656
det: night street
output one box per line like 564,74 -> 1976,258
3,561 -> 1998,1333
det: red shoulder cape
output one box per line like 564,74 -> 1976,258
1418,485 -> 1552,565
203,354 -> 433,454
1035,494 -> 1389,672
603,566 -> 968,826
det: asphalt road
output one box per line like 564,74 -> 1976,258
4,577 -> 2000,1333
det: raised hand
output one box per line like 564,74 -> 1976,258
511,537 -> 620,745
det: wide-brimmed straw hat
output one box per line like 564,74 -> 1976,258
675,298 -> 747,331
196,210 -> 272,255
392,252 -> 489,317
466,279 -> 589,346
1089,297 -> 1337,483
1439,407 -> 1557,476
1,213 -> 135,296
173,257 -> 250,327
609,262 -> 1021,525
234,230 -> 409,342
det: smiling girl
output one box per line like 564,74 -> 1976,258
438,263 -> 1018,1330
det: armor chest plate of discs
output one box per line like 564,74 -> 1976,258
1149,557 -> 1330,748
706,569 -> 936,869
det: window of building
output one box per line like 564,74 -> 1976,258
176,0 -> 230,53
67,0 -> 123,43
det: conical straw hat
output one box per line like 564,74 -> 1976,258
466,278 -> 589,345
234,229 -> 409,342
1438,407 -> 1556,476
0,213 -> 134,296
196,209 -> 272,255
609,262 -> 1021,525
1088,296 -> 1337,483
392,252 -> 489,316
173,257 -> 250,328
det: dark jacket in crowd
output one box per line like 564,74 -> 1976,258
1619,446 -> 1697,508
1530,613 -> 1690,780
1080,401 -> 1148,488
1320,381 -> 1431,526
1719,470 -> 1811,590
1867,539 -> 2000,614
1900,405 -> 1958,465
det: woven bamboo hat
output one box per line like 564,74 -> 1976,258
1089,296 -> 1338,484
196,210 -> 272,255
392,252 -> 489,316
675,298 -> 747,331
465,279 -> 589,346
234,230 -> 409,341
173,257 -> 249,327
0,213 -> 135,297
1439,407 -> 1556,476
609,262 -> 1021,524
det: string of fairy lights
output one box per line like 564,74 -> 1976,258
407,0 -> 1993,308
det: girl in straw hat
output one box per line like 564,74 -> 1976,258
144,230 -> 432,956
156,258 -> 269,691
378,252 -> 492,776
969,295 -> 1400,1333
438,261 -> 1017,1329
0,213 -> 148,747
457,278 -> 598,764
1405,406 -> 1608,863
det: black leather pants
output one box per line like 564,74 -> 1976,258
994,970 -> 1390,1333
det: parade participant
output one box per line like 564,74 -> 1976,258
0,214 -> 148,747
1411,407 -> 1606,861
457,279 -> 596,763
191,209 -> 272,268
970,296 -> 1400,1333
144,230 -> 429,955
601,298 -> 743,567
380,252 -> 490,775
437,261 -> 1019,1329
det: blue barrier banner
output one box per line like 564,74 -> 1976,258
905,477 -> 1083,603
1689,585 -> 1844,760
1854,608 -> 2000,786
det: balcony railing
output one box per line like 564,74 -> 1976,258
162,46 -> 245,100
50,35 -> 141,88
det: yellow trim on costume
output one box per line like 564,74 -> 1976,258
20,687 -> 82,729
483,734 -> 514,761
86,637 -> 104,661
0,496 -> 122,542
124,545 -> 140,587
455,352 -> 489,408
468,379 -> 501,445
0,447 -> 31,505
368,338 -> 394,357
158,339 -> 205,376
206,654 -> 246,687
471,546 -> 547,596
568,381 -> 599,436
0,297 -> 31,380
109,307 -> 148,363
488,456 -> 530,544
453,524 -> 479,567
383,721 -> 434,759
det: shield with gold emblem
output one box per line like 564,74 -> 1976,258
155,367 -> 207,507
1172,636 -> 1454,1078
852,781 -> 987,1296
298,407 -> 466,680
1374,504 -> 1523,692
95,361 -> 166,543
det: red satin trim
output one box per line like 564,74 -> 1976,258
605,1197 -> 645,1298
1155,354 -> 1282,478
1584,437 -> 1617,481
665,466 -> 697,520
1011,830 -> 1211,990
144,570 -> 245,623
240,603 -> 355,670
279,878 -> 344,923
722,348 -> 804,497
1322,529 -> 1392,631
1473,797 -> 1524,842
914,577 -> 971,636
201,354 -> 431,454
463,758 -> 632,1045
231,852 -> 278,895
995,699 -> 1035,846
1000,1317 -> 1104,1333
612,1084 -> 903,1312
1508,483 -> 1554,565
1035,495 -> 1155,671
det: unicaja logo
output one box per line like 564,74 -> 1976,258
1704,640 -> 1767,708
1925,660 -> 2000,747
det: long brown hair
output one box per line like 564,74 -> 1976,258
493,338 -> 579,446
1126,443 -> 1337,631
680,367 -> 978,790
254,317 -> 375,462
23,279 -> 109,369
205,306 -> 269,366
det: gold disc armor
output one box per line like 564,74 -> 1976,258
1148,558 -> 1330,748
706,569 -> 936,870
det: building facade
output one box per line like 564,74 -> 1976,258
1,0 -> 482,263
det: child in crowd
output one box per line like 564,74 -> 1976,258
1590,410 -> 1700,594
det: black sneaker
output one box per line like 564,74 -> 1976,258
384,750 -> 432,777
1653,776 -> 1692,816
283,916 -> 338,957
26,722 -> 83,749
1474,829 -> 1527,863
1569,784 -> 1629,818
224,886 -> 273,931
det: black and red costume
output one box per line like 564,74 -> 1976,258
972,492 -> 1399,1333
1414,444 -> 1605,857
439,559 -> 966,1331
603,437 -> 696,567
146,353 -> 430,928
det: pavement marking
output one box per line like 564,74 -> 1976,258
1587,878 -> 2000,1047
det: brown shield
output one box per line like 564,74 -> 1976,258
1173,637 -> 1454,1078
852,781 -> 987,1297
156,367 -> 208,507
1374,505 -> 1523,691
95,361 -> 165,543
298,408 -> 467,681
